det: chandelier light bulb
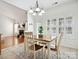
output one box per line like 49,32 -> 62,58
29,9 -> 33,13
39,12 -> 42,16
36,8 -> 40,11
41,10 -> 45,13
32,13 -> 36,16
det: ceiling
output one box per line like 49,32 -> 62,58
0,0 -> 77,24
2,0 -> 75,11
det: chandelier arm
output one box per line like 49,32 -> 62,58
36,0 -> 39,8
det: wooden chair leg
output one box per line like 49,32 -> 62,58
43,45 -> 46,59
56,49 -> 58,59
34,52 -> 35,59
34,44 -> 36,59
0,48 -> 1,55
0,34 -> 1,55
57,50 -> 60,59
57,52 -> 59,59
0,43 -> 1,55
45,47 -> 47,59
43,46 -> 44,59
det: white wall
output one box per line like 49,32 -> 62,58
0,0 -> 27,24
0,14 -> 13,37
45,1 -> 78,49
0,0 -> 27,37
14,24 -> 19,35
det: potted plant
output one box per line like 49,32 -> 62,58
38,26 -> 43,38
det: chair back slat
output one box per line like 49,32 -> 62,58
24,32 -> 33,38
56,33 -> 63,50
24,32 -> 34,44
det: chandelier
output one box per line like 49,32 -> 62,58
29,0 -> 45,16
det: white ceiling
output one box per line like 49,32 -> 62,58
0,0 -> 77,24
2,0 -> 75,11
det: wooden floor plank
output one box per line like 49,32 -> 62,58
1,36 -> 24,49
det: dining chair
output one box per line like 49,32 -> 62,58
45,33 -> 63,59
24,32 -> 43,59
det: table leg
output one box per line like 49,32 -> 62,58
48,43 -> 51,59
43,46 -> 45,59
24,38 -> 26,52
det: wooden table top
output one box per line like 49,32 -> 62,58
27,35 -> 52,43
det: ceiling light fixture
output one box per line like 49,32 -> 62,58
29,0 -> 45,16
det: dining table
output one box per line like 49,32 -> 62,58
24,34 -> 54,59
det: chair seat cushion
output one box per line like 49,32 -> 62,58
45,45 -> 57,51
51,44 -> 55,48
29,44 -> 43,51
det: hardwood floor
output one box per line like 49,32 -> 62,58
1,36 -> 24,49
0,43 -> 77,59
0,36 -> 78,59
